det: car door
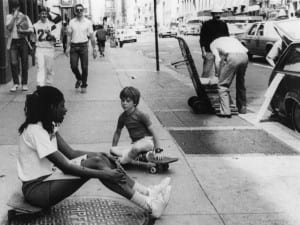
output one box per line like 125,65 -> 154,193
242,23 -> 259,55
255,23 -> 266,56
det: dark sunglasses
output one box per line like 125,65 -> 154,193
76,8 -> 84,13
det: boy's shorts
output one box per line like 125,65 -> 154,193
110,136 -> 154,164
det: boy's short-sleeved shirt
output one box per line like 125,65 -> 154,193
17,123 -> 58,182
117,108 -> 152,142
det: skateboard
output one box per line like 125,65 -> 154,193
7,192 -> 42,224
146,156 -> 178,174
135,152 -> 178,174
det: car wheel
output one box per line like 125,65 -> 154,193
291,101 -> 300,132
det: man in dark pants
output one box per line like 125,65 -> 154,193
65,4 -> 97,93
199,7 -> 229,85
6,0 -> 33,92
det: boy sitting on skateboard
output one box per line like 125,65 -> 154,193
110,86 -> 165,169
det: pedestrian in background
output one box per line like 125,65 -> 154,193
6,0 -> 33,92
17,86 -> 171,218
65,4 -> 97,94
33,7 -> 57,88
95,24 -> 107,57
199,7 -> 229,85
210,36 -> 248,117
60,21 -> 68,53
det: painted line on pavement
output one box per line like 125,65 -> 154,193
154,109 -> 190,112
167,126 -> 259,131
252,63 -> 272,69
192,50 -> 202,54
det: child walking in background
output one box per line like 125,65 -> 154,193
17,86 -> 171,218
110,86 -> 164,168
95,24 -> 107,57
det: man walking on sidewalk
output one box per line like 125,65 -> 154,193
65,4 -> 97,93
210,36 -> 248,117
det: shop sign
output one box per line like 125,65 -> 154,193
61,0 -> 73,7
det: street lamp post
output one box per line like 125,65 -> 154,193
154,0 -> 160,71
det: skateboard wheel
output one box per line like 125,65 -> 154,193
188,96 -> 199,107
149,167 -> 157,174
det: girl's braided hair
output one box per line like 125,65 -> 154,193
120,86 -> 140,106
19,86 -> 64,134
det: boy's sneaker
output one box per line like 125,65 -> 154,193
22,85 -> 28,91
149,177 -> 171,197
147,186 -> 171,218
10,84 -> 19,92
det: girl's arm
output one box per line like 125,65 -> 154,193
46,151 -> 125,182
147,124 -> 161,150
112,128 -> 122,146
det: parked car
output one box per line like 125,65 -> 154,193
237,20 -> 280,59
268,18 -> 300,132
184,17 -> 202,35
158,27 -> 177,38
115,28 -> 137,47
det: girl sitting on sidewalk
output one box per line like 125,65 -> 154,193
17,86 -> 171,218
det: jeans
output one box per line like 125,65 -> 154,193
201,52 -> 215,78
70,43 -> 89,87
10,39 -> 29,85
218,52 -> 248,115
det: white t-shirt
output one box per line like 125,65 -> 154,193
33,19 -> 56,49
17,123 -> 58,181
68,17 -> 93,43
210,36 -> 248,55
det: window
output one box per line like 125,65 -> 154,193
248,24 -> 258,35
257,24 -> 264,36
280,45 -> 300,73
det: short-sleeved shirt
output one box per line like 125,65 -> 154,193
17,123 -> 58,182
210,36 -> 248,55
33,19 -> 56,48
6,12 -> 33,49
117,108 -> 152,142
68,17 -> 93,43
200,19 -> 229,52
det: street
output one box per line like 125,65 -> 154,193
131,33 -> 272,113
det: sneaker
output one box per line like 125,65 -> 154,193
75,80 -> 82,89
149,177 -> 171,197
81,87 -> 87,93
208,76 -> 219,85
147,186 -> 171,218
146,151 -> 164,162
22,85 -> 28,91
10,84 -> 19,92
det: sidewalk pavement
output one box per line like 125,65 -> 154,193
1,45 -> 300,225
